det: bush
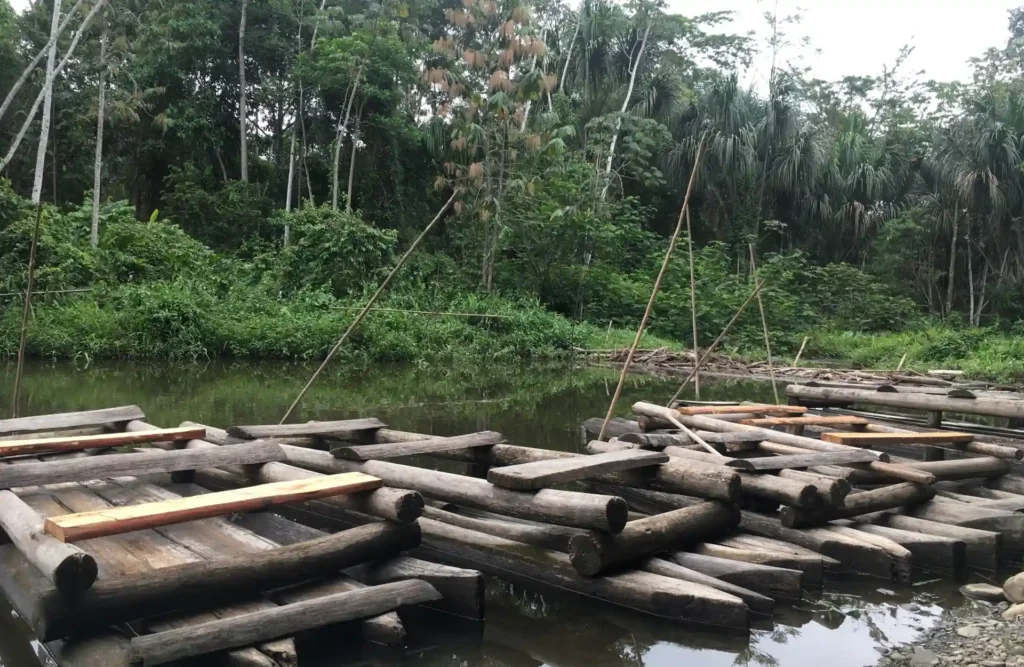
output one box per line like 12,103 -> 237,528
162,165 -> 275,248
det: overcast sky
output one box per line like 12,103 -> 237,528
8,0 -> 1020,85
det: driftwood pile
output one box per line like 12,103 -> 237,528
0,407 -> 482,667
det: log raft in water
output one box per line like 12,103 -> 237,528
568,503 -> 740,576
0,490 -> 98,595
281,445 -> 629,533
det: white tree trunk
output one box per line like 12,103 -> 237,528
0,0 -> 86,125
238,0 -> 249,183
90,15 -> 107,247
332,69 -> 363,210
2,0 -> 109,173
967,228 -> 975,323
558,3 -> 582,94
520,28 -> 546,131
345,112 -> 362,214
944,213 -> 957,317
31,0 -> 63,205
599,18 -> 651,201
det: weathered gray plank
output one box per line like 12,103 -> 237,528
228,419 -> 385,440
487,449 -> 669,491
725,450 -> 879,472
332,431 -> 503,461
0,406 -> 145,437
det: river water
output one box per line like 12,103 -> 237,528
0,360 -> 974,667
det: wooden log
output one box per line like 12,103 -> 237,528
488,449 -> 669,491
0,406 -> 146,437
739,416 -> 869,427
987,475 -> 1024,495
861,422 -> 1023,460
641,557 -> 775,615
787,384 -> 1024,420
0,427 -> 205,458
228,418 -> 385,441
720,533 -> 842,568
738,511 -> 896,579
280,444 -> 630,533
131,421 -> 423,524
0,490 -> 97,595
723,450 -> 880,471
862,513 -> 999,571
844,522 -> 965,575
669,551 -> 802,601
777,469 -> 851,506
663,446 -> 820,508
129,580 -> 442,666
780,483 -> 936,528
568,503 -> 739,576
899,501 -> 1024,551
582,481 -> 704,515
44,472 -> 383,543
332,431 -> 504,461
415,517 -> 749,630
33,522 -> 421,641
694,542 -> 825,588
822,431 -> 974,446
423,505 -> 582,552
817,525 -> 913,583
0,441 -> 284,490
675,405 -> 807,416
581,417 -> 641,441
897,456 -> 1011,480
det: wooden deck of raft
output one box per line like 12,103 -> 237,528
5,379 -> 1024,666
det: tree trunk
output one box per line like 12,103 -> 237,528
332,70 -> 364,210
31,0 -> 63,204
0,0 -> 86,125
558,3 -> 582,94
945,213 -> 958,317
967,226 -> 975,322
90,14 -> 108,248
599,18 -> 651,201
345,111 -> 361,214
238,0 -> 249,183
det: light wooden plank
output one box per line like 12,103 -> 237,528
675,405 -> 807,416
739,416 -> 869,427
0,406 -> 146,438
0,441 -> 284,490
0,427 -> 205,458
821,431 -> 974,446
332,431 -> 503,460
228,419 -> 385,440
486,449 -> 669,491
724,450 -> 880,472
43,473 -> 383,543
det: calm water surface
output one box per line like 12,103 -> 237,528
0,360 -> 974,667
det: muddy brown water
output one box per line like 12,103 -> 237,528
0,360 -> 983,667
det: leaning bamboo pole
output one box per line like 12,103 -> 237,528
597,138 -> 706,441
281,192 -> 457,423
685,206 -> 701,399
748,245 -> 778,404
11,203 -> 43,418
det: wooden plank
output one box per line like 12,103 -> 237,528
0,406 -> 146,437
43,472 -> 383,542
724,450 -> 880,472
821,431 -> 974,446
0,441 -> 284,490
332,431 -> 503,461
486,449 -> 669,491
675,405 -> 807,416
228,419 -> 385,440
0,427 -> 205,458
739,416 -> 869,427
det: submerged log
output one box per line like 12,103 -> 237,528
899,500 -> 1024,551
987,475 -> 1024,495
786,384 -> 1024,420
281,445 -> 628,533
129,580 -> 442,666
32,522 -> 421,640
416,517 -> 749,629
817,525 -> 913,583
693,542 -> 825,588
0,490 -> 97,595
568,503 -> 740,576
843,522 -> 965,576
670,551 -> 802,601
780,483 -> 937,528
663,446 -> 820,509
861,513 -> 999,571
642,557 -> 774,615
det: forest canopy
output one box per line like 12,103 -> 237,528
2,0 -> 1024,377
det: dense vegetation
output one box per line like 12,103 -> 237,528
2,0 -> 1024,377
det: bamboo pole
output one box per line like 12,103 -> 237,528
597,139 -> 706,441
332,306 -> 513,319
11,203 -> 43,418
896,353 -> 908,372
685,207 -> 701,399
749,245 -> 778,404
792,336 -> 809,367
666,280 -> 764,406
281,192 -> 456,423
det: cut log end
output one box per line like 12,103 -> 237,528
607,497 -> 629,534
568,535 -> 606,577
52,551 -> 99,596
391,491 -> 426,524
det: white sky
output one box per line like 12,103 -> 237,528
8,0 -> 1019,85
